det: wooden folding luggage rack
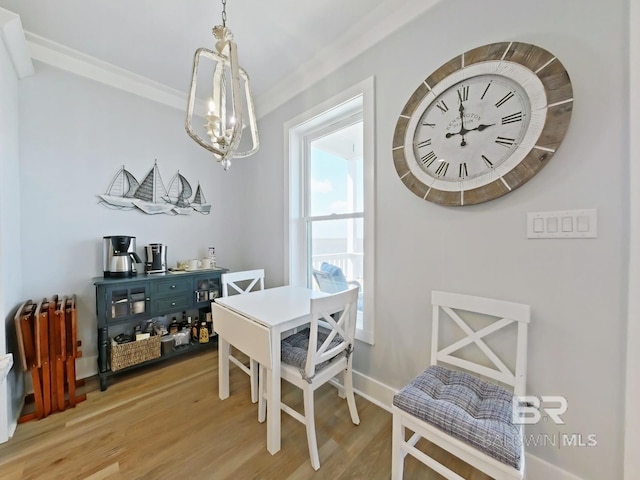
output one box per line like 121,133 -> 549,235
14,295 -> 86,422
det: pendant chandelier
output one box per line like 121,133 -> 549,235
185,0 -> 259,170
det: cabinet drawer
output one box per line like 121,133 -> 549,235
155,296 -> 190,312
154,279 -> 191,296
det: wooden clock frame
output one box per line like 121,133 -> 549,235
392,41 -> 573,206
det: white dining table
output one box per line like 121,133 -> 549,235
211,285 -> 328,455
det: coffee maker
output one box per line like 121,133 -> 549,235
103,235 -> 142,278
145,243 -> 167,274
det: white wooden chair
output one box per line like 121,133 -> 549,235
392,291 -> 530,480
220,269 -> 265,403
259,286 -> 360,470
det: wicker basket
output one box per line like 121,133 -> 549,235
110,333 -> 161,372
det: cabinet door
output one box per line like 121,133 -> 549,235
193,275 -> 222,306
104,283 -> 150,322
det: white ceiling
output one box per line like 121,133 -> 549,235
0,0 -> 440,116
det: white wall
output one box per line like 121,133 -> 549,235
0,11 -> 25,443
219,0 -> 628,478
625,0 -> 639,477
15,61 -> 227,372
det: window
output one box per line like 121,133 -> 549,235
285,77 -> 375,344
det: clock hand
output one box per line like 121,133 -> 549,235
468,123 -> 495,132
445,123 -> 495,139
458,102 -> 467,146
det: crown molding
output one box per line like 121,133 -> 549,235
255,0 -> 442,117
25,32 -> 187,111
0,8 -> 34,79
5,0 -> 441,117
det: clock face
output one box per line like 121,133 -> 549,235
393,42 -> 573,206
414,74 -> 531,182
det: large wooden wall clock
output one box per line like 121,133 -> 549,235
392,41 -> 573,206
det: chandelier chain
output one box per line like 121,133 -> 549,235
221,0 -> 227,27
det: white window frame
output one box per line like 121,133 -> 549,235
284,76 -> 375,344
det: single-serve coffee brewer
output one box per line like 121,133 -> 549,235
103,235 -> 142,278
145,243 -> 167,274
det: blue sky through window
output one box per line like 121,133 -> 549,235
309,149 -> 364,261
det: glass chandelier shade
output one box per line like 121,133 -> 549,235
185,23 -> 259,170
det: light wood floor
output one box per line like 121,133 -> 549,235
0,348 -> 492,479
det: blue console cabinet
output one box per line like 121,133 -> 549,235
93,268 -> 227,390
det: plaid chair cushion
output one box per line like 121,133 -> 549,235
392,365 -> 522,469
281,328 -> 344,379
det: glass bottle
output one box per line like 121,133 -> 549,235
191,315 -> 199,341
198,320 -> 209,343
169,317 -> 179,335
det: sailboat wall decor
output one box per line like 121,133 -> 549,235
97,161 -> 211,216
164,171 -> 194,215
191,183 -> 211,214
98,165 -> 139,210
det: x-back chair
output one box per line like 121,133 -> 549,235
392,290 -> 530,479
220,269 -> 265,403
259,286 -> 360,470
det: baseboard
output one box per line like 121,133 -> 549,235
350,368 -> 584,480
76,355 -> 98,380
524,454 -> 584,480
7,398 -> 22,440
351,368 -> 395,413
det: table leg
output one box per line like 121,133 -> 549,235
218,336 -> 230,400
266,333 -> 281,454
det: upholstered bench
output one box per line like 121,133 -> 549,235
393,364 -> 522,469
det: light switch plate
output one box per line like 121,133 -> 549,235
527,209 -> 598,239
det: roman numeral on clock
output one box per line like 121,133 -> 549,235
459,162 -> 468,178
502,112 -> 523,124
422,121 -> 436,127
416,139 -> 432,148
481,81 -> 492,100
457,86 -> 469,103
495,136 -> 516,147
435,100 -> 449,114
482,155 -> 494,168
421,151 -> 438,167
495,92 -> 514,108
435,161 -> 449,177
